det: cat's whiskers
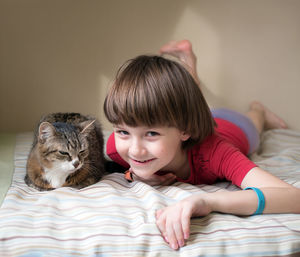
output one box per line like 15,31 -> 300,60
83,160 -> 103,171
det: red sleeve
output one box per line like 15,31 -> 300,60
179,134 -> 256,187
214,118 -> 249,155
209,138 -> 256,186
106,133 -> 130,169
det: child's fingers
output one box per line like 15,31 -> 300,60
173,221 -> 185,248
170,209 -> 189,248
181,216 -> 190,240
166,220 -> 179,250
181,207 -> 191,239
155,210 -> 167,237
156,210 -> 176,246
166,208 -> 191,249
155,204 -> 193,250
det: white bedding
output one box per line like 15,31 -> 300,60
0,129 -> 300,257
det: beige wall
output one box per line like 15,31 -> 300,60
1,0 -> 300,132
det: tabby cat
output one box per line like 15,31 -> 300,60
25,113 -> 106,191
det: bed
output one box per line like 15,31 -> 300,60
0,129 -> 300,257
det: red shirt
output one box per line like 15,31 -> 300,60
106,118 -> 256,187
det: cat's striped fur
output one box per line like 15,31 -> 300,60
25,113 -> 105,190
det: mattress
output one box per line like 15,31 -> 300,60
0,133 -> 15,206
0,129 -> 300,257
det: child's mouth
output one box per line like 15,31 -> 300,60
131,158 -> 156,164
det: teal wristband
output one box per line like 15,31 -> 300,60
244,187 -> 265,215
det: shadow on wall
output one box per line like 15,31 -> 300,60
171,0 -> 300,130
1,0 -> 300,131
0,0 -> 188,132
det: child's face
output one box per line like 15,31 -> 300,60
113,124 -> 190,179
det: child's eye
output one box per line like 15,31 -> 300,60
116,130 -> 129,136
146,131 -> 160,137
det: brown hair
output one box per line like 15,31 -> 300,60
104,55 -> 215,148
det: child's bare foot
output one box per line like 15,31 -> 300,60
160,40 -> 195,65
159,40 -> 200,84
250,101 -> 288,130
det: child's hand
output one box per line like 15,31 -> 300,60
155,194 -> 212,250
132,171 -> 177,186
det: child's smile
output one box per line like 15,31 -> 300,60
130,157 -> 156,165
113,124 -> 190,179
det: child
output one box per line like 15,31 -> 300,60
103,40 -> 300,250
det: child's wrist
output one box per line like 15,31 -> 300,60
190,194 -> 214,216
203,193 -> 217,213
199,192 -> 230,214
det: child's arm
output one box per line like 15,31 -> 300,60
155,167 -> 300,250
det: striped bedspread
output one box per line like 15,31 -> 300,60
0,129 -> 300,257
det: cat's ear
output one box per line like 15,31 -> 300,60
80,120 -> 95,135
38,122 -> 56,143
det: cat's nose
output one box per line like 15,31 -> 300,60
73,160 -> 80,168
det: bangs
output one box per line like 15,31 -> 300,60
104,59 -> 177,127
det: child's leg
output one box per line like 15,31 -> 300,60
212,108 -> 260,154
246,101 -> 288,133
212,102 -> 288,154
159,40 -> 201,86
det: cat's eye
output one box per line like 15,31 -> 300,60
59,151 -> 69,156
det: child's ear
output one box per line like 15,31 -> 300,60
180,132 -> 191,141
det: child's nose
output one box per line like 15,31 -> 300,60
129,139 -> 146,157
